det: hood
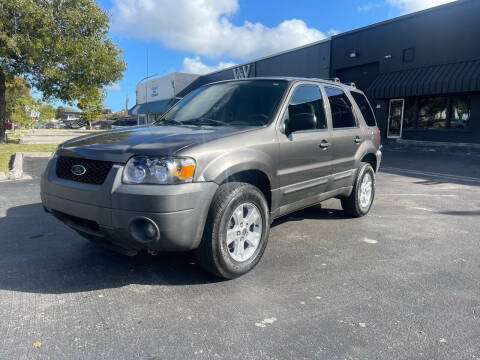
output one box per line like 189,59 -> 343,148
58,125 -> 251,163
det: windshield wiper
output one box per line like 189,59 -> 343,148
183,118 -> 229,127
154,118 -> 183,126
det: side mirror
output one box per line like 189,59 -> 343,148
286,113 -> 317,134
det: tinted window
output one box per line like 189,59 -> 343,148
402,98 -> 417,130
418,97 -> 447,129
451,95 -> 471,129
286,85 -> 326,129
158,80 -> 288,127
325,87 -> 356,129
351,92 -> 376,127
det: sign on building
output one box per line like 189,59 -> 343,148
233,64 -> 252,79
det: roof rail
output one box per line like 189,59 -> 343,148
325,77 -> 341,83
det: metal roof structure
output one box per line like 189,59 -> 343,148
367,59 -> 480,98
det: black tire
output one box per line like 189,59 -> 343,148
194,182 -> 270,279
341,163 -> 375,218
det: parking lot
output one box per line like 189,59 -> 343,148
1,145 -> 479,360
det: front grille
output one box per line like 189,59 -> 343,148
56,156 -> 114,185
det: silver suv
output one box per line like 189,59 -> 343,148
41,78 -> 382,278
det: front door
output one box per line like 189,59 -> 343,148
387,99 -> 404,138
277,84 -> 333,206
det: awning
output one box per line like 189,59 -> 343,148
128,98 -> 175,116
367,59 -> 480,99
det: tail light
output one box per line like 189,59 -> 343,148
379,130 -> 382,147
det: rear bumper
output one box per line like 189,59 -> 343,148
41,157 -> 218,254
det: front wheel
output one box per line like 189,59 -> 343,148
341,163 -> 375,217
195,182 -> 270,279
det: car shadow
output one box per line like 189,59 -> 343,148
0,202 -> 348,295
272,204 -> 347,227
0,203 -> 223,295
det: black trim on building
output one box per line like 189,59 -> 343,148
367,60 -> 480,99
176,0 -> 480,143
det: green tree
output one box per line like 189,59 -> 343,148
39,103 -> 57,122
77,88 -> 105,130
0,0 -> 126,141
5,76 -> 35,127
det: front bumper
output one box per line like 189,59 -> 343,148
41,157 -> 218,254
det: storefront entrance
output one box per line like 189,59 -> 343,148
387,99 -> 404,138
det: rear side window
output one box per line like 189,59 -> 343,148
325,87 -> 356,129
287,85 -> 327,129
351,92 -> 377,127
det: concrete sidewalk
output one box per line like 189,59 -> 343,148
17,129 -> 101,144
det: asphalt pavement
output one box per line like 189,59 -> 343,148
0,146 -> 479,359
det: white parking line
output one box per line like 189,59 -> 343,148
380,194 -> 456,197
381,166 -> 480,184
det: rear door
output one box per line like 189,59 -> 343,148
323,86 -> 364,189
277,83 -> 333,206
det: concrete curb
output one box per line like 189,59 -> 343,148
7,152 -> 24,180
0,152 -> 50,181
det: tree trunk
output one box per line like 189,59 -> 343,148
0,70 -> 6,144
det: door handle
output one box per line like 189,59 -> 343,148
354,136 -> 362,144
319,140 -> 330,150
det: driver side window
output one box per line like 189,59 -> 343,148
283,85 -> 326,131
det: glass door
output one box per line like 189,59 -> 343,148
138,115 -> 147,126
387,99 -> 404,138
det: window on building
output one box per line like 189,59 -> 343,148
402,98 -> 417,130
417,97 -> 448,129
325,87 -> 356,128
451,95 -> 471,129
399,94 -> 472,132
351,92 -> 376,127
286,85 -> 326,129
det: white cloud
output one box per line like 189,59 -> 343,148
110,0 -> 326,60
358,2 -> 383,12
106,82 -> 122,91
387,0 -> 457,13
327,29 -> 340,36
181,57 -> 236,75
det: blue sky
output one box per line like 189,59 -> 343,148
96,0 -> 456,112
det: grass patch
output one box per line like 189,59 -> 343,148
0,143 -> 58,173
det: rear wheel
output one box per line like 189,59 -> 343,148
341,163 -> 375,217
195,182 -> 270,279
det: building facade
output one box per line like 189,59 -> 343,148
129,72 -> 199,125
135,0 -> 480,143
330,0 -> 480,143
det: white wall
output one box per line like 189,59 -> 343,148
136,72 -> 199,105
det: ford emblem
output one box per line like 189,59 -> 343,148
71,164 -> 86,176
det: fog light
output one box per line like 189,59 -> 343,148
129,217 -> 160,244
145,222 -> 156,239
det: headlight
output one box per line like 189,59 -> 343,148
123,156 -> 196,184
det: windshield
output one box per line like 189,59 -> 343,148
156,80 -> 288,127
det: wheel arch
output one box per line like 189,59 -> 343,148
221,169 -> 272,210
360,153 -> 377,172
